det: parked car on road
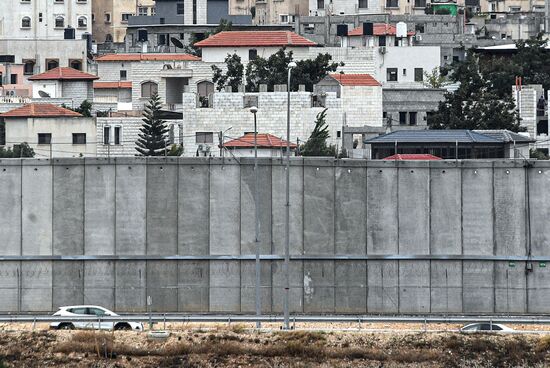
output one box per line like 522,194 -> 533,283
50,305 -> 143,331
460,323 -> 514,332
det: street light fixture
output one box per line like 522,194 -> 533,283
250,105 -> 261,329
283,61 -> 296,330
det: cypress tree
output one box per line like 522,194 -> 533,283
135,93 -> 169,156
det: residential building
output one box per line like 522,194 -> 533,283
364,129 -> 532,159
513,83 -> 549,155
247,0 -> 309,25
477,0 -> 545,13
383,87 -> 445,128
223,133 -> 298,157
28,67 -> 98,107
309,0 -> 465,16
473,129 -> 534,158
0,103 -> 96,158
344,23 -> 415,47
0,64 -> 32,97
92,0 -> 156,44
0,0 -> 92,40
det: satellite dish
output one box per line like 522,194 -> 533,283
171,37 -> 184,49
38,90 -> 51,98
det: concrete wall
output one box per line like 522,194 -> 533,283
0,157 -> 549,314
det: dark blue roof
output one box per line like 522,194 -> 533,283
364,130 -> 502,144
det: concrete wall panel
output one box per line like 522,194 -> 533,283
147,261 -> 178,312
367,260 -> 398,313
304,261 -> 335,313
304,162 -> 335,255
430,261 -> 462,313
463,261 -> 494,313
0,162 -> 21,255
529,167 -> 550,256
115,261 -> 146,313
335,261 -> 367,313
366,167 -> 398,254
272,261 -> 303,313
22,162 -> 52,255
335,164 -> 367,255
115,161 -> 146,255
0,262 -> 20,312
209,261 -> 240,312
53,164 -> 84,255
178,163 -> 209,255
430,165 -> 461,254
527,265 -> 550,313
399,260 -> 430,313
240,261 -> 272,313
21,261 -> 52,312
53,261 -> 83,308
84,261 -> 114,309
84,161 -> 115,255
146,162 -> 178,255
495,261 -> 526,313
178,261 -> 209,312
209,163 -> 240,255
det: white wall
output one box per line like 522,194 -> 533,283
375,46 -> 440,86
201,46 -> 310,63
5,116 -> 97,158
32,81 -> 59,99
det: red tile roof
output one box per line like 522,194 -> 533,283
224,133 -> 298,148
93,81 -> 132,89
328,73 -> 381,86
383,154 -> 442,160
0,104 -> 83,118
28,67 -> 99,81
95,53 -> 201,62
194,31 -> 317,48
348,23 -> 415,37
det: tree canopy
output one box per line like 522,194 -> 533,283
135,93 -> 169,156
300,109 -> 336,156
211,53 -> 244,92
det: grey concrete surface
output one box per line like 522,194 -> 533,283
1,158 -> 549,314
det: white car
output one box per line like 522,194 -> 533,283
50,305 -> 143,331
460,323 -> 514,333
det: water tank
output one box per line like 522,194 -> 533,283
396,22 -> 407,38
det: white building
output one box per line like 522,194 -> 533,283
0,0 -> 92,40
0,103 -> 96,158
28,67 -> 97,107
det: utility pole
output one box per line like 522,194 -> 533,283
250,106 -> 261,328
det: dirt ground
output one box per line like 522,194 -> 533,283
1,324 -> 550,367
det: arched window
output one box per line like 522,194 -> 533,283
21,16 -> 31,28
77,16 -> 87,28
70,59 -> 82,70
141,81 -> 158,98
46,59 -> 59,70
105,34 -> 113,42
55,16 -> 65,28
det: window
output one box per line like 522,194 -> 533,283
21,16 -> 31,28
10,74 -> 17,84
537,120 -> 548,135
387,68 -> 398,82
158,33 -> 168,45
54,0 -> 64,3
38,133 -> 52,144
72,133 -> 86,144
104,13 -> 111,23
398,112 -> 407,125
280,14 -> 288,23
0,123 -> 5,146
138,6 -> 148,16
169,125 -> 175,144
23,59 -> 35,75
415,23 -> 425,33
69,307 -> 88,315
409,112 -> 417,125
359,0 -> 368,8
249,49 -> 258,60
414,0 -> 426,7
177,2 -> 184,14
151,7 -> 156,15
77,16 -> 87,28
70,59 -> 82,70
193,0 -> 197,23
39,12 -> 42,22
103,126 -> 110,144
414,68 -> 423,82
121,13 -> 132,22
336,130 -> 341,138
55,16 -> 64,28
379,35 -> 386,46
105,34 -> 113,42
114,126 -> 121,145
46,59 -> 59,70
21,0 -> 31,2
196,132 -> 213,143
120,70 -> 127,80
403,69 -> 407,76
91,13 -> 95,22
141,81 -> 158,98
317,0 -> 324,9
243,95 -> 258,108
386,0 -> 398,7
89,308 -> 106,316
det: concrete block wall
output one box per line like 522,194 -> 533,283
1,158 -> 550,314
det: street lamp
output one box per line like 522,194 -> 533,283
250,105 -> 261,329
284,61 -> 297,330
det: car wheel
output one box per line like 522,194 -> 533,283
115,323 -> 131,331
59,323 -> 74,330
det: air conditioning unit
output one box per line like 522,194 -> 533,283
414,34 -> 422,41
379,46 -> 387,54
198,144 -> 204,151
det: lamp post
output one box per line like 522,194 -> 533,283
284,61 -> 297,330
250,105 -> 261,329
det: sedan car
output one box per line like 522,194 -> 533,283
50,305 -> 143,331
460,323 -> 514,332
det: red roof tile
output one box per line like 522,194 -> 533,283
96,53 -> 201,62
0,104 -> 82,118
224,133 -> 297,148
347,23 -> 415,37
28,67 -> 99,81
93,81 -> 132,89
328,73 -> 381,86
195,31 -> 317,48
383,154 -> 442,160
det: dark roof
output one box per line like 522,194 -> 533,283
364,130 -> 502,144
383,154 -> 442,160
473,130 -> 535,143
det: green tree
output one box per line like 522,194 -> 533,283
423,67 -> 447,88
530,148 -> 549,160
167,144 -> 184,156
211,53 -> 244,91
0,142 -> 35,158
246,48 -> 341,92
301,109 -> 336,156
135,93 -> 169,156
75,100 -> 93,117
